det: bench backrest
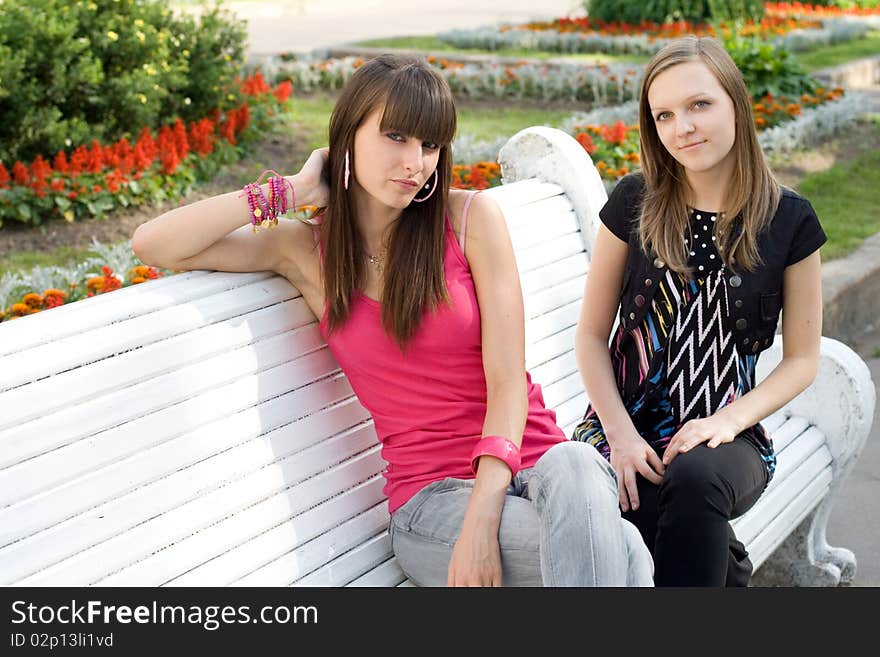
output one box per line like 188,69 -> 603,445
0,129 -> 608,586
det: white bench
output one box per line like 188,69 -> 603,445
0,128 -> 874,587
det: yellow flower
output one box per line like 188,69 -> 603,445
107,31 -> 119,42
136,31 -> 146,43
138,94 -> 148,104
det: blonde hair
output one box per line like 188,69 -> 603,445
322,54 -> 456,347
637,36 -> 780,274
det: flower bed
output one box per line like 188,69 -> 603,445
0,240 -> 175,322
511,15 -> 823,40
437,16 -> 871,55
0,73 -> 293,228
765,2 -> 880,18
453,86 -> 860,188
274,56 -> 643,104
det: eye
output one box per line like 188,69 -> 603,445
422,141 -> 439,151
693,100 -> 711,109
655,111 -> 672,121
386,132 -> 405,142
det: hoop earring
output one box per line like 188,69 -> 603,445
344,149 -> 350,190
411,169 -> 438,203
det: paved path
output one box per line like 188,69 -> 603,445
196,0 -> 879,586
181,0 -> 583,56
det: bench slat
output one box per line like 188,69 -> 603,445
504,194 -> 574,229
292,532 -> 394,587
526,299 -> 581,348
1,400 -> 373,574
516,233 -> 584,274
347,557 -> 408,587
0,342 -> 339,493
524,275 -> 586,320
742,464 -> 831,571
14,446 -> 386,586
521,254 -> 588,296
0,298 -> 315,431
483,180 -> 564,209
0,326 -> 330,473
0,270 -> 232,356
0,275 -> 296,391
113,478 -> 388,587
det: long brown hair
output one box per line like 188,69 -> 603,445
322,54 -> 456,348
637,36 -> 780,274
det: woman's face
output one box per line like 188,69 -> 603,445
350,106 -> 442,210
648,60 -> 737,178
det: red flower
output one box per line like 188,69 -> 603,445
273,80 -> 293,103
53,150 -> 69,174
576,132 -> 597,154
87,139 -> 104,174
12,161 -> 29,185
0,161 -> 10,188
173,118 -> 190,160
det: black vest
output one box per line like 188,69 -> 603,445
615,183 -> 817,358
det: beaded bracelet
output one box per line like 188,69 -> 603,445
240,169 -> 323,233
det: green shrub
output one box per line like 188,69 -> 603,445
0,0 -> 247,164
723,35 -> 818,98
584,0 -> 766,23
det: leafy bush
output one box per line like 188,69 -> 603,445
723,34 -> 818,98
0,0 -> 247,164
584,0 -> 766,23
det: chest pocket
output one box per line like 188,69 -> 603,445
760,292 -> 782,323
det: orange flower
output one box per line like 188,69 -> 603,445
755,116 -> 767,127
22,293 -> 43,308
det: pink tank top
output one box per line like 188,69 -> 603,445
318,196 -> 565,514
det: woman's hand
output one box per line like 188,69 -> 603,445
290,147 -> 329,209
447,519 -> 503,587
662,412 -> 742,466
608,429 -> 665,512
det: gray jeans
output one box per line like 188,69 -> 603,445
389,440 -> 654,586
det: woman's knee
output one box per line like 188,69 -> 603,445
659,447 -> 728,511
530,440 -> 618,505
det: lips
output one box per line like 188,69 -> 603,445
392,178 -> 419,188
679,140 -> 707,150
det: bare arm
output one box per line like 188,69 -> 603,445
717,251 -> 822,430
131,149 -> 328,276
575,224 -> 665,511
446,192 -> 529,586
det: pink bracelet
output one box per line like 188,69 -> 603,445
470,435 -> 521,478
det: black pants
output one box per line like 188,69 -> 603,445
622,439 -> 768,587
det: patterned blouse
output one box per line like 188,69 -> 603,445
573,208 -> 777,481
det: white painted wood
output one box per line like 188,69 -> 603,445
347,558 -> 408,587
293,533 -> 394,587
0,126 -> 872,588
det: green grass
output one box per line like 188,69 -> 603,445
355,35 -> 650,65
797,32 -> 880,72
359,32 -> 880,72
291,93 -> 581,148
873,347 -> 880,358
456,105 -> 575,140
0,244 -> 95,276
795,118 -> 880,261
290,93 -> 335,152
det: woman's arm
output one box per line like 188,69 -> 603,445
445,192 -> 528,586
662,250 -> 822,463
575,224 -> 665,511
131,149 -> 328,275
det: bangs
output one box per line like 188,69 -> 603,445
378,66 -> 456,146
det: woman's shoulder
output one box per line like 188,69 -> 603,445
447,188 -> 502,237
769,185 -> 820,229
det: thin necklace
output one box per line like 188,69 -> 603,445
365,247 -> 387,272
